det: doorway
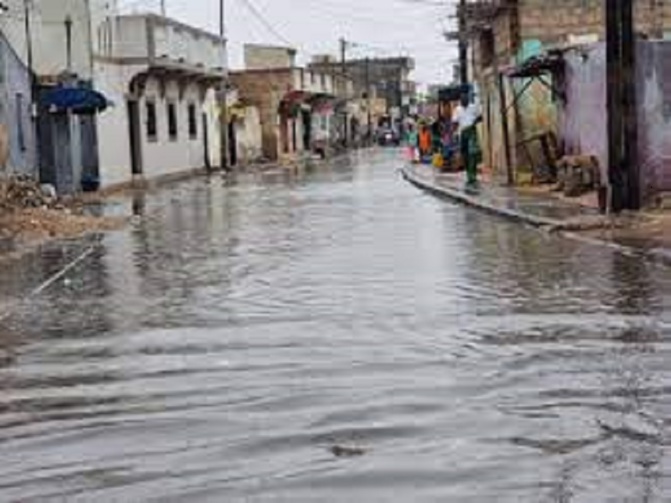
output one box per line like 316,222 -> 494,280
228,121 -> 237,166
127,100 -> 143,175
302,110 -> 312,151
202,113 -> 210,170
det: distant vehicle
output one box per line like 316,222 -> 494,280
377,128 -> 400,147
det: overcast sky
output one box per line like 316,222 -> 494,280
119,0 -> 459,88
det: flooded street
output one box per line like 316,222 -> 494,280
0,149 -> 670,501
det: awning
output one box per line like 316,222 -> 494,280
503,52 -> 565,79
41,86 -> 111,115
279,90 -> 311,117
438,84 -> 470,103
307,93 -> 336,113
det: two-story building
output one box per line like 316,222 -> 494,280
230,45 -> 354,162
0,0 -> 117,193
93,13 -> 224,188
309,56 -> 416,119
0,1 -> 37,178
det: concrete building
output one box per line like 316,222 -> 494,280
93,13 -> 224,188
226,88 -> 263,166
230,45 -> 354,162
244,44 -> 296,70
309,56 -> 416,117
0,0 -> 117,193
0,5 -> 37,177
0,1 -> 224,192
459,0 -> 671,185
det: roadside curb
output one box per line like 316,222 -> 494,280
401,166 -> 561,229
401,166 -> 671,268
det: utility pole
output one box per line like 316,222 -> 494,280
339,38 -> 347,76
606,0 -> 639,212
160,0 -> 166,17
65,15 -> 73,74
219,0 -> 230,172
339,38 -> 348,147
365,56 -> 372,146
23,0 -> 36,110
458,0 -> 468,98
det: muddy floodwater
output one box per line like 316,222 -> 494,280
0,150 -> 669,501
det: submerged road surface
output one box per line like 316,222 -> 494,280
0,150 -> 669,501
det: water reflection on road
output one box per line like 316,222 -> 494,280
0,149 -> 669,502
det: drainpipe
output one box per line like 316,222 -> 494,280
219,0 -> 229,172
22,0 -> 40,181
83,0 -> 94,79
459,0 -> 468,92
65,15 -> 73,75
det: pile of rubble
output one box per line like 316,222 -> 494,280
0,175 -> 57,211
0,175 -> 124,254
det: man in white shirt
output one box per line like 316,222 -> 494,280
453,92 -> 483,186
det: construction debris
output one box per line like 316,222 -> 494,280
0,175 -> 125,254
0,175 -> 57,211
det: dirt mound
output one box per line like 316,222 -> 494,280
0,208 -> 123,242
0,175 -> 56,211
0,175 -> 126,255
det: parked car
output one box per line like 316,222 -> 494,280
377,128 -> 400,147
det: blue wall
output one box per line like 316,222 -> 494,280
0,32 -> 36,177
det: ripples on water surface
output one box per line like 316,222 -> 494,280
0,150 -> 669,501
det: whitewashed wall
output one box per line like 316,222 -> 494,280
93,61 -> 137,187
95,66 -> 221,188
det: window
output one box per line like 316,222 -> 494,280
167,102 -> 178,141
188,103 -> 197,139
146,100 -> 157,141
16,93 -> 25,151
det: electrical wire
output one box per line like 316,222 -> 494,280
233,0 -> 292,47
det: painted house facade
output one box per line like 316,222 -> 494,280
230,45 -> 354,162
309,56 -> 416,117
0,0 -> 116,193
0,21 -> 36,176
93,13 -> 224,188
462,0 -> 671,187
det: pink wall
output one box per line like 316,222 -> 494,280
560,41 -> 671,204
560,44 -> 608,181
636,42 -> 671,201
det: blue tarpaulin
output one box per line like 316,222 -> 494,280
41,86 -> 110,115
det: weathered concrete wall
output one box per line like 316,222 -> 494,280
560,44 -> 608,181
636,42 -> 671,201
234,106 -> 263,164
244,45 -> 296,71
518,0 -> 671,44
230,69 -> 294,160
560,41 -> 671,203
0,32 -> 36,177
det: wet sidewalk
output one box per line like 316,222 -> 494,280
401,163 -> 671,266
401,164 -> 606,231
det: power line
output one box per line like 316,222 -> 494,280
233,0 -> 293,47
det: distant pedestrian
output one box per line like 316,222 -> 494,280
453,93 -> 482,186
406,124 -> 419,163
418,124 -> 432,160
